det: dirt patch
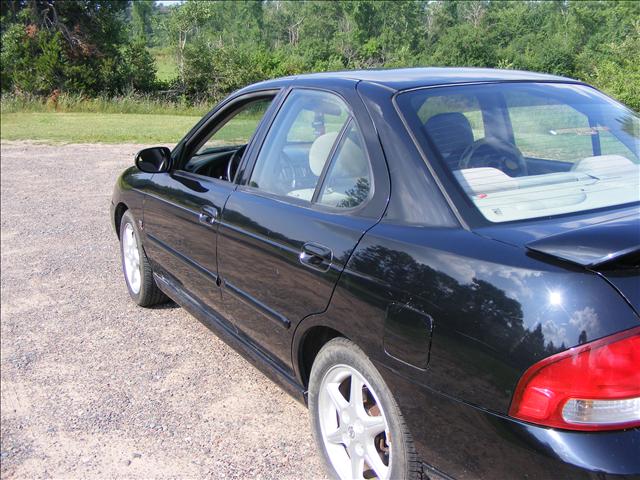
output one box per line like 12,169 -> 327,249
0,141 -> 326,479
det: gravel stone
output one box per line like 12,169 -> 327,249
0,141 -> 327,479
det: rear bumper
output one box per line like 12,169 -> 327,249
378,363 -> 640,479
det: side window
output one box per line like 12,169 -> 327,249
318,121 -> 371,208
196,98 -> 273,155
249,90 -> 350,199
182,97 -> 273,180
505,92 -> 593,163
599,127 -> 639,161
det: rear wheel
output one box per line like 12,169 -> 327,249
308,338 -> 420,480
119,210 -> 168,307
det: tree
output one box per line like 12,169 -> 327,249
165,1 -> 214,82
131,0 -> 154,44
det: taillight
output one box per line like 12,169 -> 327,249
509,326 -> 640,431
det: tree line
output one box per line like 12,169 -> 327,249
1,1 -> 639,110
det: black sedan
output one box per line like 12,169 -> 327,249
111,68 -> 640,480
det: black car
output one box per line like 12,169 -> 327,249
111,68 -> 640,480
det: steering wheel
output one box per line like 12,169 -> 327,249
276,152 -> 298,192
459,137 -> 528,177
226,145 -> 246,182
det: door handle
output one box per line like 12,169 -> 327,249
199,206 -> 218,226
299,242 -> 332,272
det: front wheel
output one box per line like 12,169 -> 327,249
308,338 -> 420,480
119,210 -> 168,307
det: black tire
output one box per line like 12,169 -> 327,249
119,210 -> 168,307
308,337 -> 420,480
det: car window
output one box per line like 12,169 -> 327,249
417,93 -> 484,169
286,106 -> 348,142
317,121 -> 371,208
506,92 -> 594,163
181,97 -> 274,180
396,82 -> 640,223
599,127 -> 639,160
196,98 -> 273,155
249,90 -> 351,200
418,93 -> 485,139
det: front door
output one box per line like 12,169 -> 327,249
217,86 -> 389,371
142,94 -> 276,313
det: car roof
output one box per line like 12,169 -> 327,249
247,67 -> 577,92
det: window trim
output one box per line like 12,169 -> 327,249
239,86 -> 375,213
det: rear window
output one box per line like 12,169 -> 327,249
397,83 -> 640,223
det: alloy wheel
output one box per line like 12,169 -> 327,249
318,364 -> 391,480
122,223 -> 141,294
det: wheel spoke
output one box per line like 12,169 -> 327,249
365,446 -> 389,480
349,374 -> 365,413
362,415 -> 386,438
327,382 -> 349,412
350,452 -> 364,480
325,427 -> 344,445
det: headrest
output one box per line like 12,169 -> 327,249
309,131 -> 368,178
453,167 -> 518,195
424,112 -> 475,158
571,154 -> 635,174
309,131 -> 339,176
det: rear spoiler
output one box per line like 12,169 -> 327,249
526,213 -> 640,269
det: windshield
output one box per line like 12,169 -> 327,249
396,82 -> 640,223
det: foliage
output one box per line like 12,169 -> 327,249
1,0 -> 156,96
1,0 -> 639,111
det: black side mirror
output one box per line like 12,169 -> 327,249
135,146 -> 171,173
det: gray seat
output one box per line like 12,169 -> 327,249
424,112 -> 475,169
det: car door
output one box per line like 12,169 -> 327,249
217,85 -> 390,371
142,92 -> 278,314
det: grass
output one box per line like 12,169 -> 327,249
0,111 -> 269,144
0,112 -> 201,144
150,47 -> 179,83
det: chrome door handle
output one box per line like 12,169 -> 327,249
199,206 -> 218,226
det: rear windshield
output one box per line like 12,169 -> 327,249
396,83 -> 640,223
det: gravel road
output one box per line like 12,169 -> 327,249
0,141 -> 326,479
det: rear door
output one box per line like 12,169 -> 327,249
142,92 -> 277,312
217,84 -> 390,371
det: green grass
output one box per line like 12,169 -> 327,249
150,47 -> 179,83
0,112 -> 201,143
0,111 -> 269,144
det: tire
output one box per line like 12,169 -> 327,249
119,210 -> 168,307
308,337 -> 420,480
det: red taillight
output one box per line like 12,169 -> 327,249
509,326 -> 640,431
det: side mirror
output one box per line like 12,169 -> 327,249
135,146 -> 171,173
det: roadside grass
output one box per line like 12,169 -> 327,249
0,112 -> 268,144
0,112 -> 201,144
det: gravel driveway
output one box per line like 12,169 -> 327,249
0,141 -> 326,479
